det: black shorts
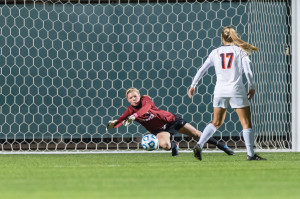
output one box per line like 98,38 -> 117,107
153,115 -> 187,136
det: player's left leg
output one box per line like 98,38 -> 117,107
235,106 -> 266,160
198,107 -> 227,148
193,107 -> 227,160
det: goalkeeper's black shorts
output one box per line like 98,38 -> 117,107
153,115 -> 187,136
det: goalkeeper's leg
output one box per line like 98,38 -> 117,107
156,132 -> 178,156
206,137 -> 235,155
156,131 -> 172,150
178,122 -> 234,155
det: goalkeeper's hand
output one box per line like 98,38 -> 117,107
123,114 -> 138,126
106,120 -> 118,131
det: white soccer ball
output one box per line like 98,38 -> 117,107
141,134 -> 159,151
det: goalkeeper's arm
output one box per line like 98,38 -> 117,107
123,113 -> 138,126
122,96 -> 153,126
106,108 -> 132,130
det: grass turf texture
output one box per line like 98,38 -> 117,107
0,152 -> 300,199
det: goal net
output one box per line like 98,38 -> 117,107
0,0 -> 292,152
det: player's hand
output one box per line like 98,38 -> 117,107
247,89 -> 255,100
188,87 -> 195,98
106,120 -> 118,131
123,114 -> 137,126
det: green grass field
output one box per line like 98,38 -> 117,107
0,152 -> 299,199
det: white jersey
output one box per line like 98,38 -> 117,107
191,45 -> 255,97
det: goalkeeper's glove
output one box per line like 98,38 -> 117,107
106,120 -> 118,131
123,113 -> 138,126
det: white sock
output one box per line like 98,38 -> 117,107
197,123 -> 216,148
243,128 -> 255,157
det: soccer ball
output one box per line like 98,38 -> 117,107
141,134 -> 159,151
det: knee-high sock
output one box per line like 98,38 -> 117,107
170,140 -> 177,150
243,128 -> 255,157
197,123 -> 216,148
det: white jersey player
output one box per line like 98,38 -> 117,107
190,45 -> 254,99
188,27 -> 266,161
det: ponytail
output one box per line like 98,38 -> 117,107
221,27 -> 258,54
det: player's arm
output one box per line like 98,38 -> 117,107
188,54 -> 214,98
123,96 -> 153,126
135,96 -> 153,116
106,108 -> 132,130
242,56 -> 255,100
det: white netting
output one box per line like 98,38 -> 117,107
249,0 -> 292,150
0,0 -> 292,152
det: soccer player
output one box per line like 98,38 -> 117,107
188,27 -> 266,161
106,87 -> 235,156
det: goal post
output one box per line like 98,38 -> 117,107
248,0 -> 292,151
0,0 -> 293,153
292,0 -> 300,152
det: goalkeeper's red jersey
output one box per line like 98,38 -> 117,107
114,96 -> 175,133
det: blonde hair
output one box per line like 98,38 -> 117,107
221,27 -> 258,54
125,87 -> 140,98
125,87 -> 150,99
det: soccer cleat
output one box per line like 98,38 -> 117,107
247,154 -> 267,161
171,142 -> 179,156
193,144 -> 202,160
221,145 -> 235,156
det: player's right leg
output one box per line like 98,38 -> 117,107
247,154 -> 266,161
156,131 -> 178,156
156,131 -> 171,150
235,106 -> 266,161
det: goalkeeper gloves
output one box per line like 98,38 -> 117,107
106,120 -> 118,131
123,113 -> 138,126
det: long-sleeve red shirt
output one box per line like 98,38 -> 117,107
114,96 -> 175,133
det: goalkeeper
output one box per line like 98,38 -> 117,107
106,87 -> 235,157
